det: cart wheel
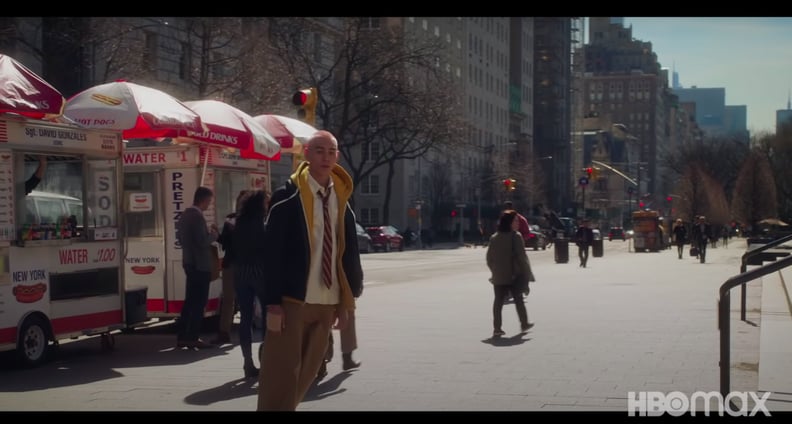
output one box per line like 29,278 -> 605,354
17,315 -> 52,368
100,333 -> 116,351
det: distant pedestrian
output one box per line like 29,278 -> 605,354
672,219 -> 687,259
485,210 -> 534,338
575,219 -> 594,268
504,200 -> 530,246
691,216 -> 712,264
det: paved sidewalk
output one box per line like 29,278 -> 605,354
0,240 -> 788,413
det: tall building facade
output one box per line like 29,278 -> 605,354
533,18 -> 572,213
580,17 -> 671,222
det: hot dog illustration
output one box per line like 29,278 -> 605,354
90,93 -> 123,106
12,283 -> 47,303
131,265 -> 156,275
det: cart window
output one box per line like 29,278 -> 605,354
17,154 -> 84,236
123,172 -> 161,237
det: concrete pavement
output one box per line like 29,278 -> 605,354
0,239 -> 789,413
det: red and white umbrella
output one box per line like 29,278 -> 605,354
0,54 -> 65,119
179,100 -> 281,160
252,114 -> 318,150
63,80 -> 205,139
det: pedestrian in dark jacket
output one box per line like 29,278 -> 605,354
233,189 -> 269,379
175,186 -> 218,349
691,216 -> 712,263
575,219 -> 594,268
212,190 -> 251,346
257,130 -> 363,411
672,219 -> 687,259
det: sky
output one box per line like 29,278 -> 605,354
618,17 -> 792,135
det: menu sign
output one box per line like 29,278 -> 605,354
0,150 -> 14,240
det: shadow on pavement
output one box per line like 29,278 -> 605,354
0,322 -> 236,391
184,376 -> 258,406
302,371 -> 353,402
481,334 -> 531,347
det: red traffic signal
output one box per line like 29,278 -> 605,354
292,90 -> 309,106
451,210 -> 457,218
666,196 -> 672,202
502,178 -> 511,188
639,201 -> 645,208
585,167 -> 593,176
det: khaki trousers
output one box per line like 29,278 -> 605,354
218,269 -> 236,334
256,302 -> 335,411
327,309 -> 357,357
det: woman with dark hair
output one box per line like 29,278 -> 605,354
485,210 -> 535,338
232,189 -> 270,378
212,190 -> 251,345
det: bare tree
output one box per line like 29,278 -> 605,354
731,149 -> 778,229
759,123 -> 792,220
268,17 -> 468,223
424,156 -> 454,230
675,163 -> 728,224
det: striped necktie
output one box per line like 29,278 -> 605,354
318,188 -> 332,289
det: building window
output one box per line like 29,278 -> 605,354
364,18 -> 380,29
434,26 -> 440,37
362,142 -> 381,161
360,208 -> 379,225
422,19 -> 428,30
361,175 -> 380,195
179,42 -> 191,81
143,32 -> 158,71
408,17 -> 415,23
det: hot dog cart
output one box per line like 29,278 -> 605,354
121,140 -> 271,322
0,115 -> 125,367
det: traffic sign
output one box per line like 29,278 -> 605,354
579,177 -> 589,186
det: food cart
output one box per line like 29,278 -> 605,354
0,115 -> 125,367
632,209 -> 663,252
121,140 -> 271,322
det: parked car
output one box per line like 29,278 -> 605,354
355,222 -> 372,253
608,226 -> 626,241
524,224 -> 548,250
366,225 -> 404,252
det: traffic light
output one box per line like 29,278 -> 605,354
639,201 -> 645,208
451,209 -> 457,218
591,167 -> 601,180
502,178 -> 516,191
292,87 -> 318,125
666,196 -> 672,202
585,167 -> 593,177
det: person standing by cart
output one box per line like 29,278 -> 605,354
176,186 -> 218,349
233,189 -> 270,378
212,190 -> 251,346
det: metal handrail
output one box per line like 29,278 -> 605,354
738,233 -> 792,320
718,254 -> 792,398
